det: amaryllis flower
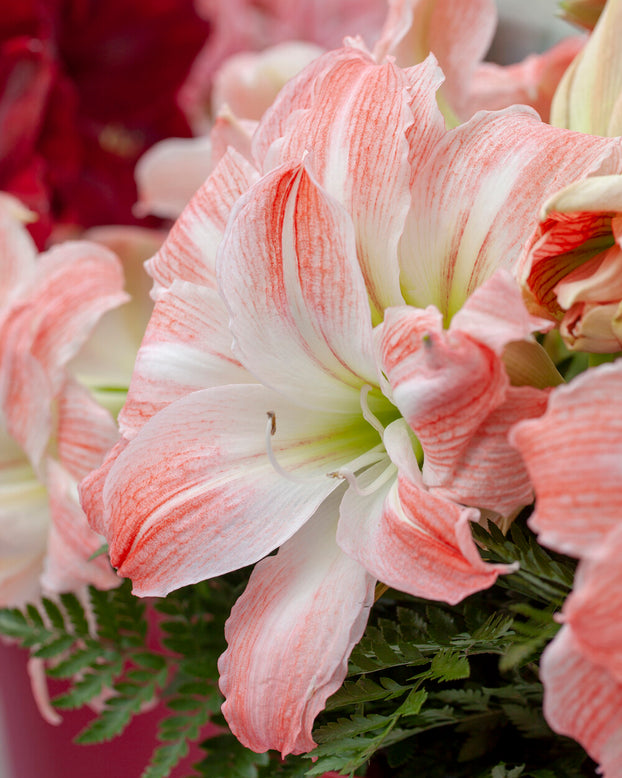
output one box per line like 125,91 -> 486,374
0,0 -> 211,247
81,37 -> 622,756
0,198 -> 157,604
517,174 -> 622,352
511,360 -> 622,777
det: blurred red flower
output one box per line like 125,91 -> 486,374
0,0 -> 211,246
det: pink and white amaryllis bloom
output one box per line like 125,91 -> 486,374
0,203 -> 157,604
81,39 -> 622,756
517,174 -> 622,352
511,360 -> 622,777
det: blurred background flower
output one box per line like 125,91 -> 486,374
0,0 -> 211,247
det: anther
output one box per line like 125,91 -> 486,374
264,411 -> 321,484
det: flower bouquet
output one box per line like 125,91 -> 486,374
1,1 -> 621,777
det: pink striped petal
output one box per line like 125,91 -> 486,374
146,148 -> 259,298
219,496 -> 375,755
561,525 -> 622,684
273,51 -> 444,318
56,379 -> 119,483
43,460 -> 119,594
451,270 -> 552,354
518,209 -> 615,323
337,421 -> 512,604
118,281 -> 251,438
541,626 -> 622,777
510,360 -> 622,557
374,0 -> 496,122
0,242 -> 127,465
79,437 -> 129,538
251,47 -> 366,168
433,385 -> 550,517
399,107 -> 622,319
99,385 -> 378,596
217,160 -> 377,411
378,306 -> 507,487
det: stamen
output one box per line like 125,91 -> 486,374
264,412 -> 319,484
331,460 -> 396,497
326,444 -> 385,481
360,385 -> 385,439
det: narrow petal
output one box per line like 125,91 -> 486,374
99,385 -> 378,596
540,626 -> 622,777
118,281 -> 251,438
217,160 -> 377,412
145,148 -> 259,297
399,107 -> 622,319
28,658 -> 63,726
378,306 -> 507,487
219,494 -> 375,755
510,360 -> 622,557
337,420 -> 512,604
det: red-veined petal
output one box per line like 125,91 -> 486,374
219,493 -> 375,755
378,305 -> 507,486
400,107 -> 622,319
44,460 -> 119,593
118,281 -> 251,438
541,626 -> 622,778
337,420 -> 512,603
217,160 -> 377,412
0,242 -> 127,465
98,385 -> 378,596
146,148 -> 259,297
510,360 -> 622,557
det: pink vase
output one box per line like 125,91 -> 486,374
0,641 -> 204,778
